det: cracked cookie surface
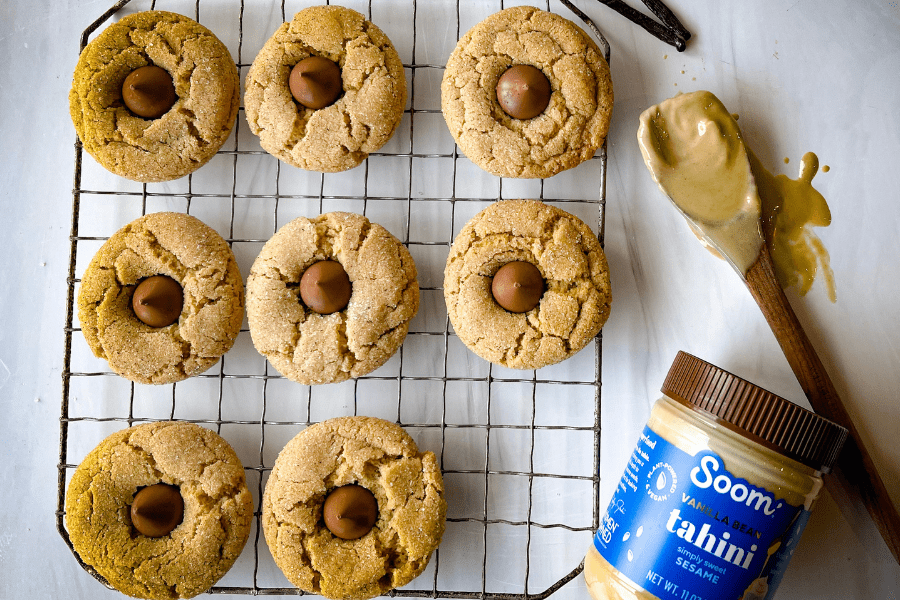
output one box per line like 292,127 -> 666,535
445,200 -> 612,369
69,11 -> 239,182
263,417 -> 446,600
246,212 -> 418,385
65,422 -> 253,599
77,212 -> 244,384
245,5 -> 407,172
441,6 -> 613,178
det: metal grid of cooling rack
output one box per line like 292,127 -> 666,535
58,0 -> 610,597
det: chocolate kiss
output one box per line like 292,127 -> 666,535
131,483 -> 184,538
323,484 -> 378,540
491,261 -> 545,313
299,260 -> 352,314
289,56 -> 342,110
122,65 -> 177,119
496,64 -> 551,120
132,275 -> 183,328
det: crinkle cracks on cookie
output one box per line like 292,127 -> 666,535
69,11 -> 239,182
244,5 -> 407,172
246,212 -> 418,384
77,212 -> 244,384
444,199 -> 612,369
65,422 -> 253,599
441,6 -> 613,178
263,417 -> 446,600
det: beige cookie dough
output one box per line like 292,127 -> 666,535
263,416 -> 446,600
246,212 -> 418,385
65,422 -> 253,599
77,212 -> 244,384
441,6 -> 613,178
445,199 -> 612,369
69,11 -> 239,182
245,5 -> 407,172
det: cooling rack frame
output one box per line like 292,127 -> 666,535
58,0 -> 611,596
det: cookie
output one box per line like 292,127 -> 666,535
244,5 -> 407,172
65,422 -> 253,599
262,416 -> 446,600
444,199 -> 612,369
441,6 -> 613,178
246,212 -> 418,385
69,11 -> 239,182
77,212 -> 244,384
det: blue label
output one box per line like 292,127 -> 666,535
594,427 -> 809,600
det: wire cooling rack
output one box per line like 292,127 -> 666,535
58,0 -> 610,597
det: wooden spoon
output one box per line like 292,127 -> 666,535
745,242 -> 900,563
638,90 -> 900,563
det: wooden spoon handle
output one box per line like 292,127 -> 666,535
745,244 -> 900,564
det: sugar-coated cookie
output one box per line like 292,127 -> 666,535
65,422 -> 253,599
77,212 -> 244,384
69,11 -> 239,182
263,417 -> 446,599
246,212 -> 418,385
445,200 -> 612,369
245,6 -> 407,172
441,6 -> 612,178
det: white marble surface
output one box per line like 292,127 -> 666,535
1,0 -> 899,598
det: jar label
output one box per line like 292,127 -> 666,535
594,426 -> 810,600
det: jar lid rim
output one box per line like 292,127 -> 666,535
662,351 -> 848,472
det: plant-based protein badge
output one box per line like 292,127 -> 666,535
585,352 -> 847,600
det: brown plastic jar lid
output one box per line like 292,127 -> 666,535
662,351 -> 848,472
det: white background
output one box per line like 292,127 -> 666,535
1,0 -> 899,598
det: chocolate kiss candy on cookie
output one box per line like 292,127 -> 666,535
289,56 -> 342,110
132,275 -> 184,328
122,65 -> 177,119
131,483 -> 184,537
299,260 -> 352,314
492,261 -> 544,313
323,484 -> 378,540
496,65 -> 551,120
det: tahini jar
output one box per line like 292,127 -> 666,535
586,352 -> 847,600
